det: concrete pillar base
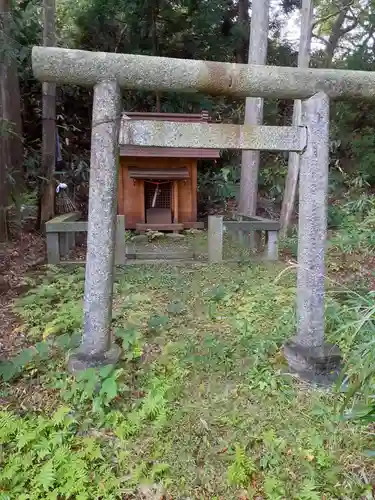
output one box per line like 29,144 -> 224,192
284,339 -> 342,387
68,344 -> 121,373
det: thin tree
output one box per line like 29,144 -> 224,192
0,0 -> 8,241
0,66 -> 8,241
40,0 -> 56,227
236,0 -> 249,63
318,0 -> 358,67
280,0 -> 313,237
280,0 -> 356,236
0,0 -> 23,242
238,0 -> 270,216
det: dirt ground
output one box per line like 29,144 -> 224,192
0,232 -> 46,358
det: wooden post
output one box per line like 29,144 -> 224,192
115,215 -> 126,265
237,215 -> 244,244
59,233 -> 69,258
140,180 -> 145,223
46,232 -> 59,264
173,181 -> 179,224
68,232 -> 75,252
208,215 -> 223,263
249,232 -> 256,251
249,231 -> 261,251
46,212 -> 80,260
238,230 -> 245,245
266,231 -> 278,260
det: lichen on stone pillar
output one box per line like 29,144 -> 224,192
68,80 -> 121,372
284,92 -> 341,386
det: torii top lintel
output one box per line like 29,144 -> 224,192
32,46 -> 375,101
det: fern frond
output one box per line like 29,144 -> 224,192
298,480 -> 321,500
1,454 -> 25,482
115,411 -> 142,439
227,445 -> 257,487
51,406 -> 73,427
59,458 -> 88,496
0,411 -> 22,442
78,437 -> 103,461
33,459 -> 55,491
52,444 -> 71,466
33,436 -> 52,460
17,429 -> 40,451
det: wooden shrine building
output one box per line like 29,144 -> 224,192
118,111 -> 221,231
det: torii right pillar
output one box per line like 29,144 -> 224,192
284,92 -> 342,385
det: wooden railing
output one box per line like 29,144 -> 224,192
46,213 -> 126,265
46,212 -> 279,265
208,214 -> 280,263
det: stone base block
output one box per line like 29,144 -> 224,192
68,343 -> 121,373
284,339 -> 342,387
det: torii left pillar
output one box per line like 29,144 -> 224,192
68,80 -> 122,372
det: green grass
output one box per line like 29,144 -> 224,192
127,229 -> 259,261
0,263 -> 374,499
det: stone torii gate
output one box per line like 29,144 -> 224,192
32,47 -> 375,383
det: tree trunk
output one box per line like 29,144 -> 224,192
40,0 -> 56,228
280,0 -> 313,237
238,0 -> 270,216
323,0 -> 352,67
151,0 -> 161,112
0,0 -> 23,241
280,0 -> 354,235
0,61 -> 8,242
236,0 -> 249,64
7,55 -> 23,196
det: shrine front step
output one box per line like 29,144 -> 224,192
136,223 -> 184,232
126,251 -> 197,260
135,222 -> 204,232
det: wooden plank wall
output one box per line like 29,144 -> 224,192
118,157 -> 197,229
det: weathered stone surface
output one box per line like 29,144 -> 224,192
296,92 -> 329,347
68,80 -> 121,371
131,234 -> 148,242
284,92 -> 341,385
147,231 -> 165,240
165,233 -> 185,239
32,46 -> 375,100
32,46 -> 347,386
266,230 -> 278,261
208,216 -> 223,263
68,344 -> 121,373
284,341 -> 342,386
120,119 -> 306,152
